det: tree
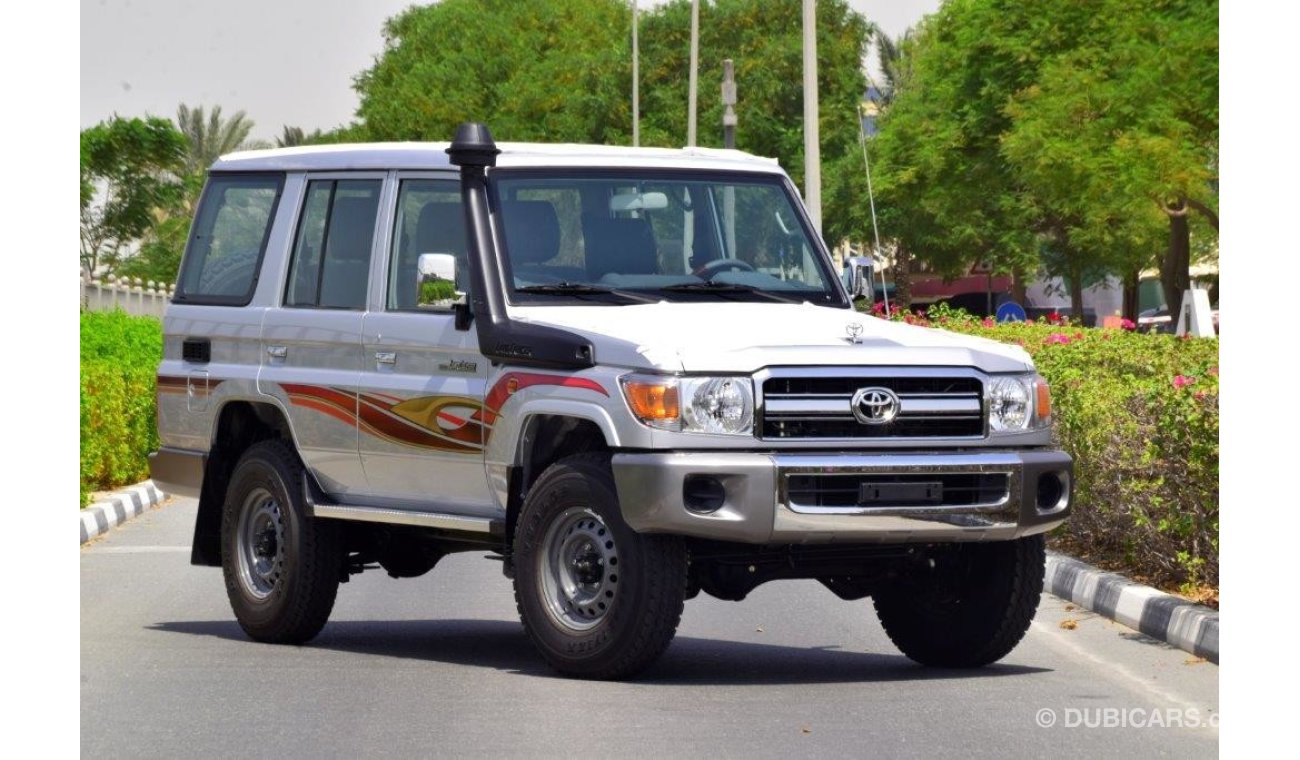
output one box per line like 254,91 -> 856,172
869,0 -> 1216,320
276,125 -> 327,147
80,116 -> 187,274
355,0 -> 633,144
175,103 -> 257,174
1000,0 -> 1218,319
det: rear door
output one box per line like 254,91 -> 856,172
355,173 -> 494,514
257,173 -> 386,497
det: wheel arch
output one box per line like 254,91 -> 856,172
191,397 -> 298,566
499,411 -> 614,564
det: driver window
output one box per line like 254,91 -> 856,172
387,179 -> 469,311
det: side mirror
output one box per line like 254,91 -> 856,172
844,255 -> 875,304
416,253 -> 464,309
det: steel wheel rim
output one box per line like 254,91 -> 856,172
236,487 -> 285,600
538,507 -> 620,632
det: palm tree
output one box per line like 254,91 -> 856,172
175,104 -> 257,174
275,125 -> 325,148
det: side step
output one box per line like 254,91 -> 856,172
302,475 -> 498,535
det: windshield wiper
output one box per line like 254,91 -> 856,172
657,280 -> 805,304
515,282 -> 659,303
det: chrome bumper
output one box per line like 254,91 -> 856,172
611,450 -> 1072,544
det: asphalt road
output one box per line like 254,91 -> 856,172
82,497 -> 1218,758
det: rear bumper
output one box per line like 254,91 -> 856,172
148,447 -> 206,499
611,449 -> 1072,544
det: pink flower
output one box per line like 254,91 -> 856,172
1120,318 -> 1136,330
1194,390 -> 1208,401
1208,366 -> 1218,376
1173,374 -> 1197,389
1045,333 -> 1072,345
1047,311 -> 1063,324
982,317 -> 995,328
871,301 -> 887,316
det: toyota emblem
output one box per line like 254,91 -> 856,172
850,386 -> 900,425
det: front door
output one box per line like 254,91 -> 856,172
258,173 -> 385,498
356,174 -> 494,515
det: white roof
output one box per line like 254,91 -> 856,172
212,141 -> 784,175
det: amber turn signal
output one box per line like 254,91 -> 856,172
1035,376 -> 1052,420
623,380 -> 680,422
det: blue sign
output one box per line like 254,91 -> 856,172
996,301 -> 1027,323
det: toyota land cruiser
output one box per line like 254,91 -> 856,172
150,123 -> 1072,679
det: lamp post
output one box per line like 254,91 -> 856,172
632,1 -> 639,147
688,0 -> 700,146
802,0 -> 822,233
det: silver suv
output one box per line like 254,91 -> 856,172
150,123 -> 1071,679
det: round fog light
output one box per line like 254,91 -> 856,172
1036,471 -> 1070,511
683,475 -> 726,514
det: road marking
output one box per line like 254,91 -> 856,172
1029,619 -> 1215,727
88,546 -> 191,554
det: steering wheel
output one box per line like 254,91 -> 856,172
692,258 -> 756,278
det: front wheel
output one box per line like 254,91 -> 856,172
873,535 -> 1045,667
513,453 -> 687,679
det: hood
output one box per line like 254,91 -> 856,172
508,302 -> 1033,374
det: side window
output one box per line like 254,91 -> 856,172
387,179 -> 468,311
175,174 -> 282,304
285,179 -> 381,310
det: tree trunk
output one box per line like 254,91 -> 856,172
1069,271 -> 1085,326
1122,267 -> 1140,323
1161,201 -> 1191,317
1011,268 -> 1028,307
893,242 -> 913,311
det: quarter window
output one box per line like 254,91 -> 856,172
175,174 -> 282,304
285,179 -> 382,310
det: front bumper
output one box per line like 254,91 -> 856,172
611,449 -> 1071,544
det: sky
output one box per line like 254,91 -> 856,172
80,0 -> 941,142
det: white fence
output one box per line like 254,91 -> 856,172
81,274 -> 175,318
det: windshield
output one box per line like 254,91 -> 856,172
493,171 -> 845,306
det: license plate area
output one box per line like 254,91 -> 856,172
784,472 -> 1012,511
859,481 -> 943,506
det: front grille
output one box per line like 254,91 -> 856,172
786,472 -> 1010,510
761,373 -> 985,439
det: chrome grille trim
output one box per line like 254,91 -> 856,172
756,366 -> 989,441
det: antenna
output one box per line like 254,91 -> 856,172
858,91 -> 891,316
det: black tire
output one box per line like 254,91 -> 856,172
873,535 -> 1045,667
513,453 -> 687,680
220,439 -> 342,644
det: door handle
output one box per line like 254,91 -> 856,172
267,345 -> 288,359
375,351 -> 397,365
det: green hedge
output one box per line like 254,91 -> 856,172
913,306 -> 1220,591
80,312 -> 162,506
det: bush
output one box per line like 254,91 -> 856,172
888,305 -> 1220,591
80,312 -> 162,506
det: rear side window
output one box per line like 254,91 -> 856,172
175,174 -> 283,305
285,179 -> 382,310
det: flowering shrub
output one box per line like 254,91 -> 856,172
81,311 -> 161,506
881,304 -> 1219,591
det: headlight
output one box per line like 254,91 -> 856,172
988,374 -> 1051,432
621,374 -> 754,435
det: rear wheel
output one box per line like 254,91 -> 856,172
873,535 -> 1045,667
221,440 -> 342,644
513,453 -> 687,679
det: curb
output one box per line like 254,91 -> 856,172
1045,551 -> 1218,664
80,481 -> 167,545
